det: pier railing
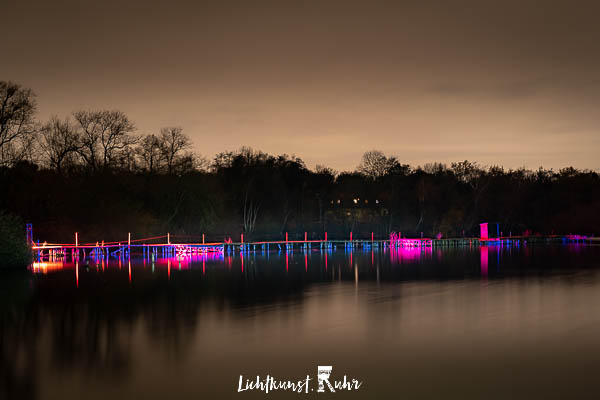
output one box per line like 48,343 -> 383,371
29,230 -> 596,262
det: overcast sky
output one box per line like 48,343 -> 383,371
2,0 -> 599,171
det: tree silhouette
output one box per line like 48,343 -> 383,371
73,110 -> 137,171
38,116 -> 81,174
0,81 -> 37,167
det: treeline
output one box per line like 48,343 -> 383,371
1,80 -> 599,243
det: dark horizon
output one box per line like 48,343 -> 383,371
2,0 -> 600,171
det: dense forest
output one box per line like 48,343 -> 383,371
1,80 -> 599,244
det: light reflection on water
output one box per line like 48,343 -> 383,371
2,244 -> 600,399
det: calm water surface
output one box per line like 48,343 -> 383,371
2,244 -> 600,399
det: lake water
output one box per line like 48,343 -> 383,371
2,244 -> 600,399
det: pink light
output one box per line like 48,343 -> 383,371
241,233 -> 244,243
325,232 -> 328,241
350,232 -> 353,241
480,223 -> 489,240
286,232 -> 288,242
480,246 -> 488,278
390,246 -> 432,264
305,252 -> 308,271
173,244 -> 224,257
325,252 -> 328,271
241,256 -> 244,272
566,234 -> 588,240
305,232 -> 307,241
389,233 -> 432,248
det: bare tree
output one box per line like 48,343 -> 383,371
137,130 -> 202,174
243,182 -> 261,235
159,127 -> 191,174
422,162 -> 448,174
137,134 -> 163,173
357,150 -> 394,179
451,160 -> 482,184
38,116 -> 81,174
173,153 -> 198,174
0,81 -> 37,166
194,155 -> 209,171
73,110 -> 137,171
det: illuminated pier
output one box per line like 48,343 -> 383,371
28,228 -> 595,262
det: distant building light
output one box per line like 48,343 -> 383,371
365,199 -> 368,204
353,198 -> 358,204
337,199 -> 341,204
375,199 -> 379,204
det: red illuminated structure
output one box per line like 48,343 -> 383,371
480,223 -> 488,240
480,222 -> 500,240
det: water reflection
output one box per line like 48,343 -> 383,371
480,246 -> 488,278
2,245 -> 600,399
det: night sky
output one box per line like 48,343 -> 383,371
2,0 -> 599,171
